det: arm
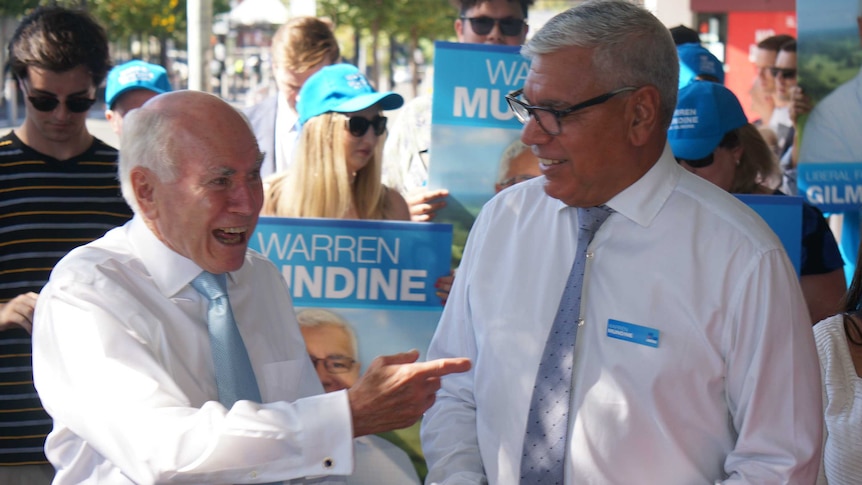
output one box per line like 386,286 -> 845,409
348,350 -> 470,437
32,280 -> 354,483
421,212 -> 488,484
720,249 -> 823,483
384,186 -> 412,221
800,268 -> 846,324
0,292 -> 38,333
33,272 -> 469,483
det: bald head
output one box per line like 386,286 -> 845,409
119,89 -> 265,274
119,90 -> 260,213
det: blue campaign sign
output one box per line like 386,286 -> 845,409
432,41 -> 528,129
797,163 -> 862,213
429,42 -> 532,266
736,194 -> 803,275
250,217 -> 453,311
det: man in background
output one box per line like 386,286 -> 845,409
749,34 -> 794,132
0,7 -> 132,484
383,0 -> 533,221
104,59 -> 173,137
298,309 -> 422,485
246,16 -> 340,178
494,139 -> 540,193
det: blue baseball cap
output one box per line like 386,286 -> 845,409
677,43 -> 724,89
297,63 -> 403,126
668,81 -> 748,160
105,60 -> 172,108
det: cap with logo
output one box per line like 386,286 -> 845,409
668,81 -> 748,160
677,43 -> 725,89
105,60 -> 172,109
297,63 -> 403,126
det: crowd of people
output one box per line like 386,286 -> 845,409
1,0 -> 862,484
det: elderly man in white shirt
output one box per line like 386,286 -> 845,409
31,90 -> 470,484
421,1 -> 823,484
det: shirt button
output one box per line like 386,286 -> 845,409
586,251 -> 594,259
577,318 -> 585,327
249,471 -> 258,478
323,457 -> 335,469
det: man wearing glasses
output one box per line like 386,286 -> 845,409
297,309 -> 421,485
422,1 -> 822,483
383,0 -> 533,222
0,7 -> 131,484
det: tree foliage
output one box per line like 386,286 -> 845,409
319,0 -> 454,91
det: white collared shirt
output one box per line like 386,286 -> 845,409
422,145 -> 823,484
274,93 -> 301,174
33,217 -> 353,484
799,67 -> 862,164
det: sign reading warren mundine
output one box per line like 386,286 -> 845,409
250,217 -> 453,310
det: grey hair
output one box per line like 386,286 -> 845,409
521,0 -> 679,129
497,139 -> 529,183
118,106 -> 179,214
118,97 -> 258,214
296,308 -> 359,358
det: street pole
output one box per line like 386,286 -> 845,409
187,0 -> 213,92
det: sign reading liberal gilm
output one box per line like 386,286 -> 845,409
250,216 -> 453,311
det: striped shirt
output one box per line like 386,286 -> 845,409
0,131 -> 132,465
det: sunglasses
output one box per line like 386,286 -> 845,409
769,67 -> 797,80
18,77 -> 96,113
675,131 -> 740,168
461,16 -> 526,36
346,115 -> 387,137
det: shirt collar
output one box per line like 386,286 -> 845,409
275,93 -> 299,132
604,143 -> 680,227
549,143 -> 680,227
127,216 -> 237,298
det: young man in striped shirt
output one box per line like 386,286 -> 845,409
0,6 -> 132,483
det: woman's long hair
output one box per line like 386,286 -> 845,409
262,112 -> 388,219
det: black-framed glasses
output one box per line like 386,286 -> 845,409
346,115 -> 387,137
18,77 -> 96,113
769,67 -> 797,80
675,130 -> 740,168
461,16 -> 526,36
506,87 -> 638,136
309,354 -> 356,374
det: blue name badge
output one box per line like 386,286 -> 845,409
606,319 -> 660,348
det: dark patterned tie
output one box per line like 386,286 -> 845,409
520,205 -> 613,484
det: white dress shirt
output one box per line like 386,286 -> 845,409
32,217 -> 353,484
800,68 -> 862,164
422,145 -> 823,484
274,94 -> 301,175
350,435 -> 420,485
814,314 -> 862,485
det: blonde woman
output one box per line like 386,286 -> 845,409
263,63 -> 409,221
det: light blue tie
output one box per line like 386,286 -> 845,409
520,206 -> 613,484
191,271 -> 262,407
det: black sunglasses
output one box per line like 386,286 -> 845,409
676,131 -> 740,168
346,115 -> 387,137
769,67 -> 797,80
461,16 -> 526,36
18,77 -> 96,113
